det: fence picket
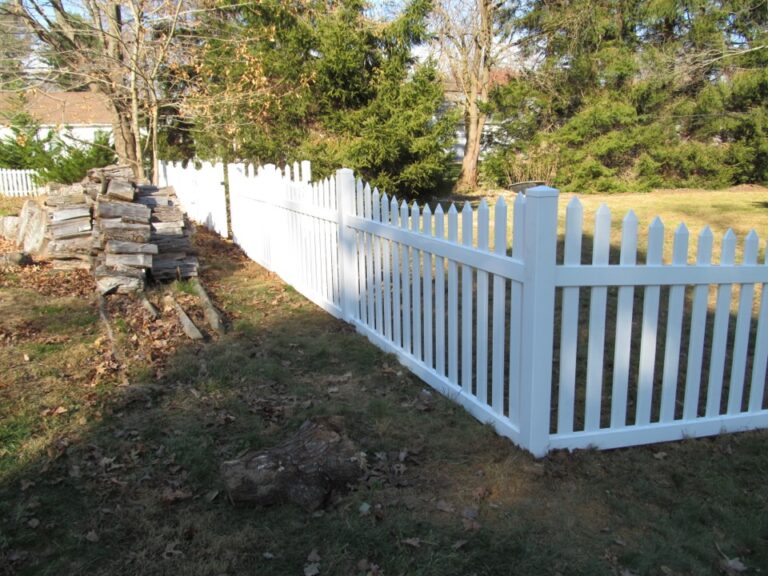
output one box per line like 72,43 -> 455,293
491,198 -> 507,415
435,205 -> 446,377
461,202 -> 474,396
683,228 -> 714,419
728,230 -> 759,414
559,197 -> 583,433
400,201 -> 412,354
423,205 -> 434,369
476,199 -> 490,404
381,193 -> 392,341
660,224 -> 689,422
636,217 -> 665,425
411,202 -> 422,360
585,204 -> 611,431
364,184 -> 376,329
357,180 -> 367,323
509,193 -> 525,423
706,230 -> 737,417
611,210 -> 638,428
448,205 -> 459,386
749,247 -> 768,412
373,189 -> 384,334
391,196 -> 402,346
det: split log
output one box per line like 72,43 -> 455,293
96,200 -> 151,223
152,256 -> 198,280
95,264 -> 146,280
151,234 -> 192,253
44,193 -> 91,208
51,257 -> 92,271
105,252 -> 153,268
136,195 -> 174,208
48,236 -> 93,257
164,294 -> 204,340
97,294 -> 130,386
16,200 -> 48,254
95,264 -> 145,294
106,179 -> 135,201
151,222 -> 184,235
190,278 -> 225,334
151,206 -> 183,222
97,275 -> 143,294
49,217 -> 92,239
50,206 -> 91,222
221,419 -> 363,510
140,294 -> 159,320
87,164 -> 133,182
99,220 -> 151,243
105,240 -> 159,255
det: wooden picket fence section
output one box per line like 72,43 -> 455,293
164,160 -> 768,456
0,169 -> 45,197
159,161 -> 228,238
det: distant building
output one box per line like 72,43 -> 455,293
0,91 -> 114,146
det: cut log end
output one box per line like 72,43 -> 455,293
221,419 -> 363,511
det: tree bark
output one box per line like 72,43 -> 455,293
458,102 -> 487,190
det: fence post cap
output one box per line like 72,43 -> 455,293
526,185 -> 559,198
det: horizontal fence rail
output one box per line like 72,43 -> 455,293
0,169 -> 45,197
163,159 -> 768,456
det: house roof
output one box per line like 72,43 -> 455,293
0,91 -> 114,126
443,68 -> 519,101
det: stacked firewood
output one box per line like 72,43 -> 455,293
92,178 -> 155,294
3,165 -> 199,293
46,194 -> 94,270
137,184 -> 198,282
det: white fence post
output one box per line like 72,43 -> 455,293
519,185 -> 559,456
336,168 -> 358,322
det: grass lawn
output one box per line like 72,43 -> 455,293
0,196 -> 26,218
0,191 -> 767,575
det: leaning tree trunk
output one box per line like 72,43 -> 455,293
457,103 -> 486,191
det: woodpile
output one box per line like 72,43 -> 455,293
0,164 -> 200,294
45,193 -> 94,270
138,185 -> 198,282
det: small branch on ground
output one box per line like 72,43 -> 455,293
97,294 -> 130,387
190,278 -> 226,334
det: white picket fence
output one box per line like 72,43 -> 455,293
163,159 -> 768,456
159,161 -> 228,237
0,169 -> 45,197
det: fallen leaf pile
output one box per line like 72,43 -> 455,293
104,292 -> 209,377
0,260 -> 95,297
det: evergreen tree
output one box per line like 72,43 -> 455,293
184,0 -> 455,198
483,0 -> 768,192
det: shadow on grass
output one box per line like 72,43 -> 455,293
1,230 -> 767,576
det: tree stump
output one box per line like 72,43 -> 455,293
221,419 -> 363,511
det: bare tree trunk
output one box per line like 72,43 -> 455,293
149,100 -> 159,184
435,0 -> 497,192
459,104 -> 486,190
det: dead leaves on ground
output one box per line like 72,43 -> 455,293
0,260 -> 95,297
